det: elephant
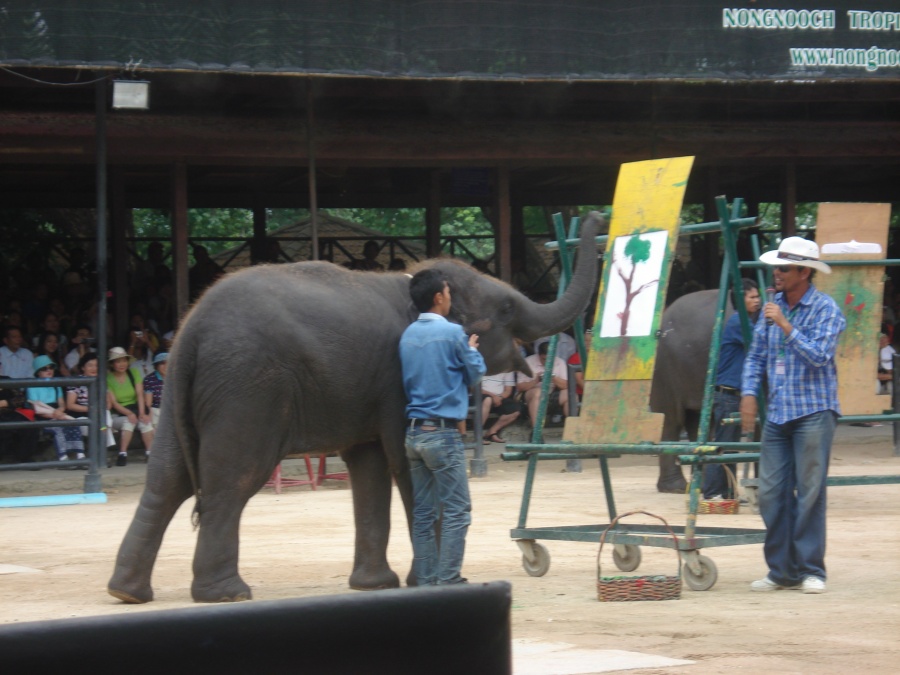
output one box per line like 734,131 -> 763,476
650,289 -> 731,493
107,214 -> 601,604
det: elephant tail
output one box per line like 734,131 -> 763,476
169,323 -> 204,529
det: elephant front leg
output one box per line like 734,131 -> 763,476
657,454 -> 687,493
344,442 -> 400,590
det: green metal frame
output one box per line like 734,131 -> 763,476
505,196 -> 900,587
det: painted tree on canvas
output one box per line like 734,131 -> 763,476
614,233 -> 658,336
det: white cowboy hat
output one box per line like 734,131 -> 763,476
759,236 -> 831,274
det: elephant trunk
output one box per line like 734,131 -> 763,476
512,212 -> 602,342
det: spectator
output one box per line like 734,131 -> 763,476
65,351 -> 116,449
0,325 -> 34,379
189,244 -> 225,301
877,333 -> 895,395
143,352 -> 168,428
353,240 -> 384,271
64,324 -> 95,374
31,312 -> 69,355
517,341 -> 569,426
0,372 -> 40,466
26,355 -> 86,465
126,312 -> 159,377
388,257 -> 408,272
107,346 -> 154,467
567,327 -> 592,399
34,331 -> 70,377
533,331 -> 577,364
480,371 -> 521,444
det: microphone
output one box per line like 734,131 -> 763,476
765,286 -> 776,326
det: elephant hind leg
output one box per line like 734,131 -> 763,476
657,454 -> 687,494
108,429 -> 193,603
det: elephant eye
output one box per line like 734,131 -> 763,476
496,299 -> 515,326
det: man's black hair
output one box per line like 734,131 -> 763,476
409,268 -> 448,313
78,351 -> 98,371
537,341 -> 550,356
731,277 -> 759,310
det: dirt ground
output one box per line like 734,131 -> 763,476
1,425 -> 899,674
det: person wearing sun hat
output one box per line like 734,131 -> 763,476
26,354 -> 87,465
143,352 -> 168,428
107,346 -> 154,466
740,236 -> 846,595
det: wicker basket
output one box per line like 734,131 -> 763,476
596,510 -> 682,602
693,465 -> 740,515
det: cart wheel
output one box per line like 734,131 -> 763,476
522,542 -> 551,577
683,554 -> 718,591
612,544 -> 642,572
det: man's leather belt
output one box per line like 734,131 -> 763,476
715,385 -> 740,395
409,418 -> 458,429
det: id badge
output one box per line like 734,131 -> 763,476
775,357 -> 786,376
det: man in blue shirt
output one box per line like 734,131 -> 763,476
702,278 -> 760,499
741,237 -> 846,595
400,268 -> 486,585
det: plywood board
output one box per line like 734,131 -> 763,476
815,203 -> 891,416
566,156 -> 693,444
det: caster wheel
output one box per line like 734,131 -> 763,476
522,542 -> 551,577
683,554 -> 718,591
612,544 -> 642,572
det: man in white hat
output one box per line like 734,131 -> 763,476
740,236 -> 846,594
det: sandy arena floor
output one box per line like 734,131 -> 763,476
1,424 -> 899,674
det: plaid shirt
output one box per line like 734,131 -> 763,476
742,284 -> 846,424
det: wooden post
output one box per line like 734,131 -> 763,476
496,166 -> 511,283
109,167 -> 130,341
426,169 -> 441,257
307,81 -> 319,261
782,163 -> 797,237
171,161 -> 190,321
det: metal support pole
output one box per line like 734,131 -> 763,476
470,382 -> 487,477
86,78 -> 108,493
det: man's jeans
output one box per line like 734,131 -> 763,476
702,390 -> 741,498
759,410 -> 836,586
405,426 -> 471,585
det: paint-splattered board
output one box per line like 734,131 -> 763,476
815,202 -> 891,415
565,156 -> 693,444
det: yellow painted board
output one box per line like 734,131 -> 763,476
586,156 -> 694,381
566,156 -> 693,444
815,203 -> 891,415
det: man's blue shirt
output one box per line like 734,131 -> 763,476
742,284 -> 846,424
400,313 -> 486,421
717,311 -> 758,389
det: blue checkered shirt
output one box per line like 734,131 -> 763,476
742,284 -> 846,424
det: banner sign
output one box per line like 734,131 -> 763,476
1,1 -> 899,81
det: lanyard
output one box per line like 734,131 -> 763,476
776,303 -> 801,358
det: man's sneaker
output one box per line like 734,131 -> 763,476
801,576 -> 826,594
116,453 -> 128,467
750,576 -> 787,592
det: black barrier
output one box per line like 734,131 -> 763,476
0,376 -> 102,491
0,581 -> 513,675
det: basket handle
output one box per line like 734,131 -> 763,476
596,510 -> 681,579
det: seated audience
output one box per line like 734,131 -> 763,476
878,332 -> 896,395
26,355 -> 86,464
107,346 -> 154,466
517,341 -> 569,426
0,372 -> 40,465
533,331 -> 577,363
480,371 -> 520,444
65,351 -> 116,449
34,330 -> 70,376
64,324 -> 95,374
0,325 -> 34,379
143,352 -> 168,427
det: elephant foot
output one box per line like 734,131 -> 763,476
107,578 -> 154,605
348,566 -> 400,591
658,455 -> 687,494
657,477 -> 688,494
191,576 -> 252,603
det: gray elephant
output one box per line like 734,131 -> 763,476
650,289 -> 729,493
107,215 -> 600,604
